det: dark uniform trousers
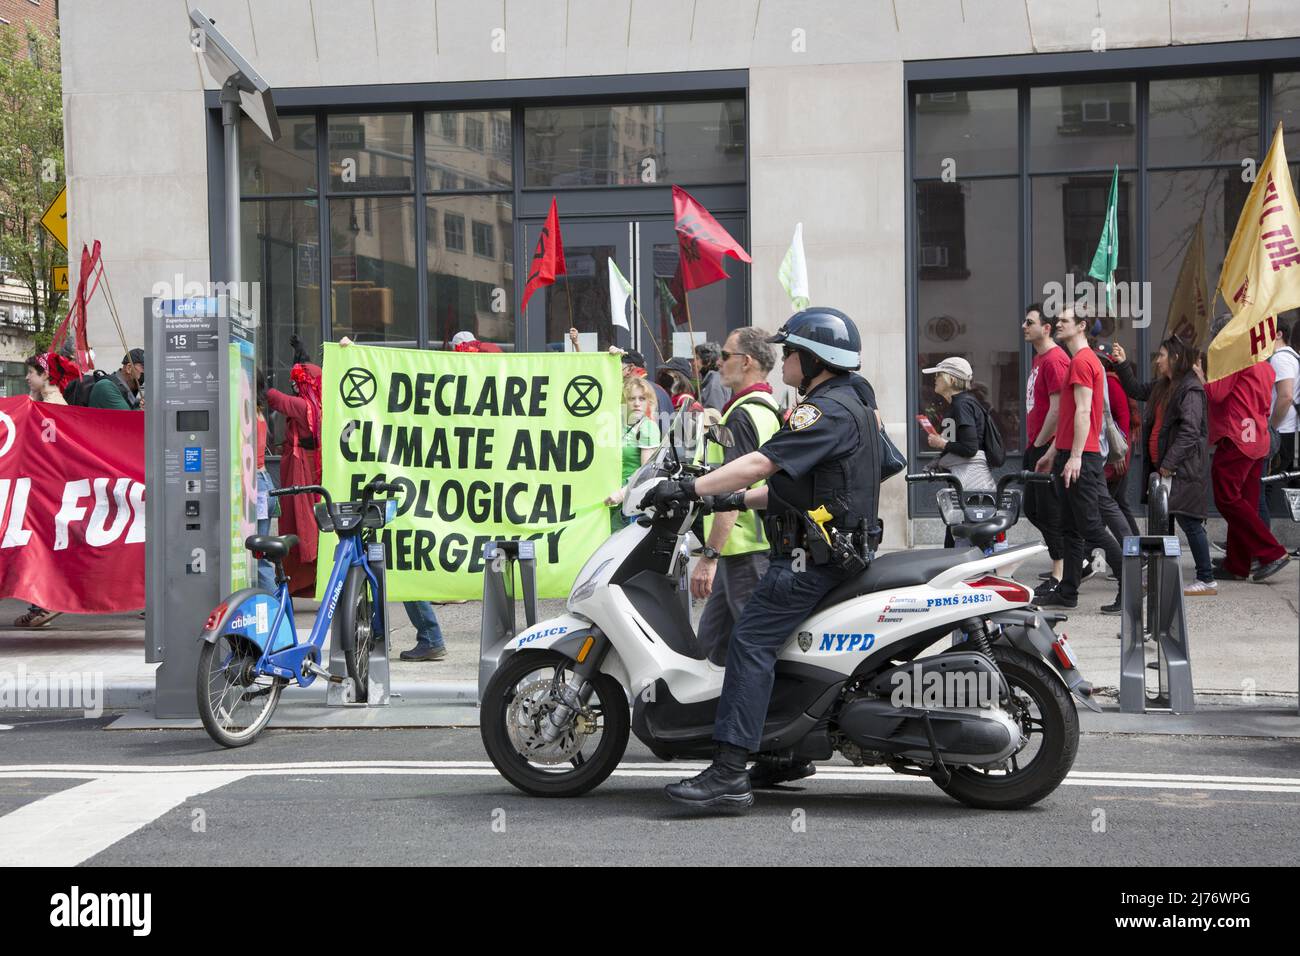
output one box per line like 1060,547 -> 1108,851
708,372 -> 879,753
713,556 -> 850,751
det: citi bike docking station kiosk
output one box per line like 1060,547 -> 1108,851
145,296 -> 393,719
146,295 -> 259,718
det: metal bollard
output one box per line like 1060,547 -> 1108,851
478,540 -> 538,703
1119,535 -> 1194,714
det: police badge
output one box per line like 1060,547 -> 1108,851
797,631 -> 813,653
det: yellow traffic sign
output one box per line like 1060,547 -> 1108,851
40,186 -> 67,251
53,266 -> 69,292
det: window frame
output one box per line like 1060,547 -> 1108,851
905,40 -> 1300,518
212,71 -> 750,359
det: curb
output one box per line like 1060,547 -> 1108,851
98,679 -> 480,710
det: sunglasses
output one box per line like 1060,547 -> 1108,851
782,345 -> 796,359
721,349 -> 746,362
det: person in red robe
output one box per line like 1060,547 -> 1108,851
266,355 -> 324,595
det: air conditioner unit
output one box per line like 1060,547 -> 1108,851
1081,99 -> 1111,123
921,245 -> 950,268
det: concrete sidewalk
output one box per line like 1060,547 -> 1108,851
2,545 -> 1298,734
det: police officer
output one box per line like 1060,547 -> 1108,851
642,307 -> 881,810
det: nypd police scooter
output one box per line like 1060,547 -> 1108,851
479,415 -> 1100,810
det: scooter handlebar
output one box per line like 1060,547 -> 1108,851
905,471 -> 963,494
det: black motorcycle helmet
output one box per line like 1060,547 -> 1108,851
768,307 -> 861,391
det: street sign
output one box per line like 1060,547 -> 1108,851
40,186 -> 68,251
52,266 -> 69,292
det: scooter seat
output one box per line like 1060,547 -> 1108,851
812,547 -> 982,615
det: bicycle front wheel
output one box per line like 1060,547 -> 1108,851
196,635 -> 284,748
338,564 -> 379,703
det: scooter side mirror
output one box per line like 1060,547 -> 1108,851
706,423 -> 735,448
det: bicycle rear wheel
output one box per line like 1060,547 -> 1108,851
338,564 -> 378,702
196,635 -> 284,747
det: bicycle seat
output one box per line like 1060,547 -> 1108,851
245,534 -> 299,561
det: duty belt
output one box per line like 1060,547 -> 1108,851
765,512 -> 879,573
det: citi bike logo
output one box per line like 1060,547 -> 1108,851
325,579 -> 345,620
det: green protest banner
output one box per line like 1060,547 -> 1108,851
318,344 -> 622,601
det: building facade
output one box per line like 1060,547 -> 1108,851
60,0 -> 1300,543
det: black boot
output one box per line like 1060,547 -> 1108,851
748,755 -> 816,789
664,743 -> 754,810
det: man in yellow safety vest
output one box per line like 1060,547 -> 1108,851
690,326 -> 785,664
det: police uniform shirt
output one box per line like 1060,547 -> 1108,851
759,383 -> 865,482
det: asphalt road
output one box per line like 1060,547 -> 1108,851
2,712 -> 1297,866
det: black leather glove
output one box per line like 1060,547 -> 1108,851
638,478 -> 698,513
707,491 -> 748,513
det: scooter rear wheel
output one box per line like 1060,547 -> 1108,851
936,645 -> 1078,810
481,650 -> 629,797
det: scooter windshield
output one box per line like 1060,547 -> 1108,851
622,407 -> 705,517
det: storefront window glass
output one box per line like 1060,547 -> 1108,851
523,100 -> 745,187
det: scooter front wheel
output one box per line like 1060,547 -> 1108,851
196,636 -> 285,748
481,650 -> 629,797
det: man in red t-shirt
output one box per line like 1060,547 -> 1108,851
1022,303 -> 1070,585
1034,307 -> 1123,612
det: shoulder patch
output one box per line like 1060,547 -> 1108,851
790,404 -> 822,430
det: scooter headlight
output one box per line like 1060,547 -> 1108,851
570,558 -> 613,606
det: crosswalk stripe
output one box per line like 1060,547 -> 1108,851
0,771 -> 247,867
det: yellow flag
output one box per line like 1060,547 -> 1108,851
1209,123 -> 1300,381
1163,219 -> 1210,350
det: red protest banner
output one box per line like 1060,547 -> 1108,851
0,397 -> 145,613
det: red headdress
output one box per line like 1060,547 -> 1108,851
290,363 -> 324,443
37,352 -> 82,392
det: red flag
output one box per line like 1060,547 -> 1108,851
521,197 -> 567,314
51,240 -> 102,372
672,185 -> 752,291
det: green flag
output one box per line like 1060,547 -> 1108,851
1088,165 -> 1119,315
656,277 -> 679,327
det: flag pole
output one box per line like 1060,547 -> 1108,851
629,296 -> 665,365
681,290 -> 702,396
563,278 -> 576,343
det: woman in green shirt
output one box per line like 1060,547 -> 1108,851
604,377 -> 661,530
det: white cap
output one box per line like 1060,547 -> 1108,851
921,356 -> 973,381
450,331 -> 476,347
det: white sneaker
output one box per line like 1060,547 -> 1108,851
1183,580 -> 1218,596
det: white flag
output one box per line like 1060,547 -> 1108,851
779,222 -> 810,310
607,257 -> 632,330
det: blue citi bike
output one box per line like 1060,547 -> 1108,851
195,478 -> 403,747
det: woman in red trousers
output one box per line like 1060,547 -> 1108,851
266,357 -> 324,596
